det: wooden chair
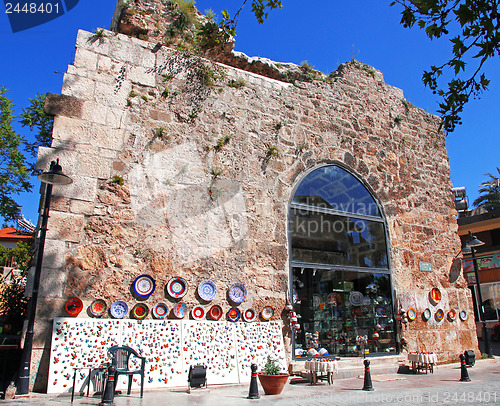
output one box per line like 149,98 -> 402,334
108,346 -> 146,398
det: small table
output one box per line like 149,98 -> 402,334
71,366 -> 107,402
408,352 -> 437,374
304,359 -> 337,384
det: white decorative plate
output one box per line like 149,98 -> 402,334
198,280 -> 217,301
191,306 -> 205,320
132,274 -> 155,297
110,301 -> 128,319
152,303 -> 168,319
459,310 -> 467,321
228,283 -> 247,304
261,306 -> 274,320
242,308 -> 256,322
167,277 -> 188,299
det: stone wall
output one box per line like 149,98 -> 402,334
31,25 -> 479,391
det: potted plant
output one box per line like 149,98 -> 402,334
257,356 -> 289,395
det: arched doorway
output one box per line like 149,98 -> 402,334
288,164 -> 396,357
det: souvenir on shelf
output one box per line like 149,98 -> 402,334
65,297 -> 83,316
198,280 -> 217,301
349,291 -> 363,306
167,277 -> 188,299
228,282 -> 247,304
375,305 -> 387,317
209,304 -> 223,321
423,308 -> 432,321
89,299 -> 107,317
152,303 -> 168,319
261,306 -> 274,320
435,309 -> 444,321
429,288 -> 442,304
173,302 -> 187,318
243,308 -> 256,322
407,308 -> 417,321
459,310 -> 468,321
227,307 -> 240,322
132,303 -> 149,319
110,300 -> 128,319
132,274 -> 155,298
191,306 -> 205,320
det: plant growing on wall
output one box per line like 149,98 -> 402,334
265,144 -> 279,158
214,135 -> 232,151
111,175 -> 124,185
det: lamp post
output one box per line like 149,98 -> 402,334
16,160 -> 72,395
465,231 -> 493,358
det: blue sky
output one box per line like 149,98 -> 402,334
1,0 -> 498,225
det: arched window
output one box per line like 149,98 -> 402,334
289,165 -> 396,357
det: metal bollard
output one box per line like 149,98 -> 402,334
459,354 -> 471,382
99,365 -> 116,405
362,359 -> 374,391
247,364 -> 260,399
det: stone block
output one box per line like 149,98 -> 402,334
128,65 -> 156,87
47,211 -> 85,243
61,73 -> 95,100
76,29 -> 112,56
70,199 -> 95,215
51,115 -> 92,144
90,124 -> 125,151
73,47 -> 99,71
94,79 -> 132,108
44,93 -> 84,119
39,267 -> 67,298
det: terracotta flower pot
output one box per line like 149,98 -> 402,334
258,373 -> 289,395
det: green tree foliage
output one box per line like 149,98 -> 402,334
473,167 -> 500,211
19,94 -> 53,172
0,87 -> 32,222
197,0 -> 282,49
0,88 -> 53,223
391,0 -> 499,133
0,240 -> 33,332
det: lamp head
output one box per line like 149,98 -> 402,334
38,159 -> 73,185
466,231 -> 484,248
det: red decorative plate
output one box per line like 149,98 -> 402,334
227,307 -> 240,322
192,306 -> 205,320
167,277 -> 188,299
209,305 -> 223,321
89,299 -> 107,317
430,288 -> 441,304
65,298 -> 83,316
132,303 -> 149,319
152,303 -> 168,319
242,308 -> 256,322
448,309 -> 457,321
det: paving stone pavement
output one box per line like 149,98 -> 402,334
3,359 -> 500,405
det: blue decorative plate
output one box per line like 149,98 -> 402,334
110,300 -> 128,319
228,307 -> 240,322
173,302 -> 187,318
349,291 -> 363,306
198,280 -> 217,301
167,277 -> 188,299
133,274 -> 155,298
152,303 -> 168,319
228,283 -> 247,304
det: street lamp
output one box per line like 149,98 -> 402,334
16,160 -> 72,395
465,231 -> 493,358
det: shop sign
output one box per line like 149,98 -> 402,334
467,273 -> 476,284
419,262 -> 432,272
463,253 -> 500,271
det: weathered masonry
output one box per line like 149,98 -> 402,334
31,2 -> 478,392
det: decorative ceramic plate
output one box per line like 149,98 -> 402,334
292,289 -> 299,303
65,298 -> 83,316
209,304 -> 223,321
430,288 -> 442,304
261,306 -> 274,320
152,303 -> 168,319
362,296 -> 372,306
349,291 -> 363,306
435,309 -> 444,321
89,299 -> 107,317
198,280 -> 217,301
191,306 -> 205,320
173,302 -> 187,318
228,283 -> 247,304
313,294 -> 321,307
243,308 -> 256,322
132,303 -> 149,319
167,277 -> 188,299
459,310 -> 468,321
132,274 -> 155,298
375,305 -> 387,317
110,300 -> 128,319
407,308 -> 417,321
227,307 -> 240,322
448,309 -> 457,321
423,308 -> 432,321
